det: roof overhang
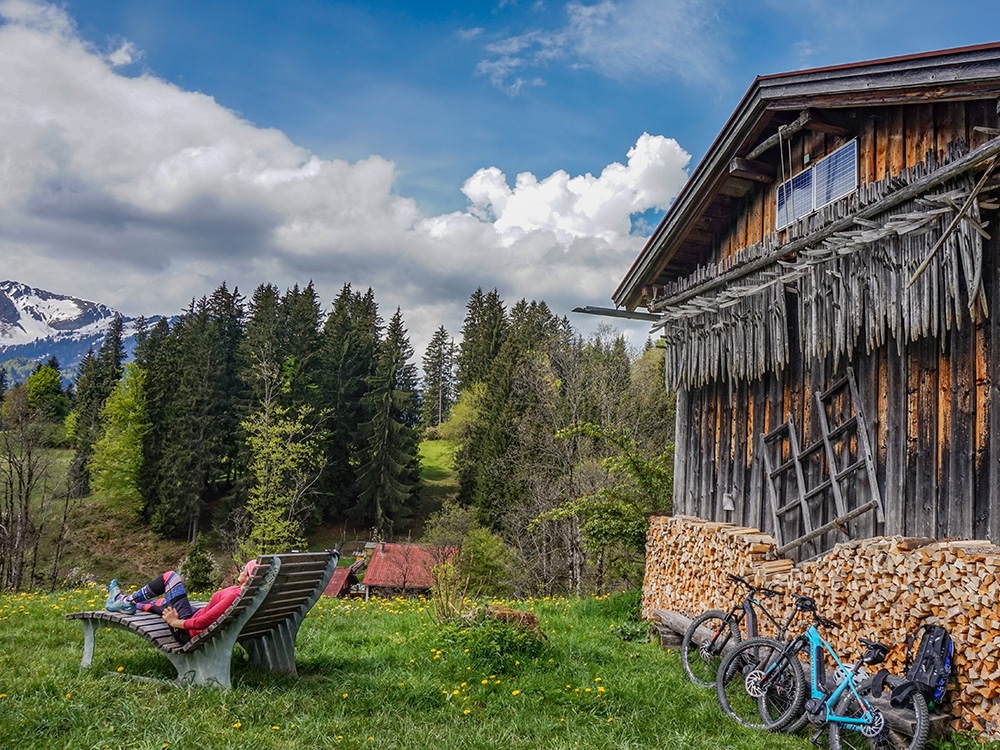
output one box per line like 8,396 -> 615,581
613,42 -> 1000,311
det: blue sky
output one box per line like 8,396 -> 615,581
2,0 -> 999,353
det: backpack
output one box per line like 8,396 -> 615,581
901,623 -> 953,711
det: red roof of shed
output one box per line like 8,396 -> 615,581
361,543 -> 453,589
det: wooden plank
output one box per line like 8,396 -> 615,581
906,103 -> 934,170
888,105 -> 906,178
860,114 -> 877,185
875,107 -> 890,181
673,387 -> 690,515
917,336 -> 939,537
988,229 -> 1000,544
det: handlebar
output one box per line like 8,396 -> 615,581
726,573 -> 782,598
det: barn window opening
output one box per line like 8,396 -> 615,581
776,139 -> 857,228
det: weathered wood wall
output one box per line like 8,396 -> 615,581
718,101 -> 996,262
669,98 -> 1000,554
673,217 -> 1000,548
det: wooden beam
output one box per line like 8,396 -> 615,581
729,157 -> 777,183
746,108 -> 850,160
654,135 -> 1000,311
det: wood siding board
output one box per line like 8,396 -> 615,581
749,377 -> 765,530
861,115 -> 877,184
889,105 -> 906,178
875,107 -> 890,180
967,99 -> 994,150
733,379 -> 748,526
974,310 -> 991,540
937,331 -> 954,536
987,229 -> 1000,543
673,386 -> 691,514
718,379 -> 734,521
860,353 -> 880,538
916,335 -> 939,537
950,324 -> 975,539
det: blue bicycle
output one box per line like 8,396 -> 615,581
716,595 -> 929,750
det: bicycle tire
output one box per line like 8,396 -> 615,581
828,675 -> 929,750
681,610 -> 741,687
716,636 -> 806,731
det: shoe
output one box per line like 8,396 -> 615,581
107,598 -> 136,614
105,579 -> 122,611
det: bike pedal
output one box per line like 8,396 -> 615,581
809,728 -> 825,747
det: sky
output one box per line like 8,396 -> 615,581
2,0 -> 999,358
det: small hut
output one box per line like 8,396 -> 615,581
360,542 -> 452,598
614,42 -> 1000,558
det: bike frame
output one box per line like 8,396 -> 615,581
771,626 -> 877,731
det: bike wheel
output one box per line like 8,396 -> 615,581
829,675 -> 929,750
681,610 -> 740,687
716,637 -> 805,731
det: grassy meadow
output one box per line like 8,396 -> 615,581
1,588 -> 821,750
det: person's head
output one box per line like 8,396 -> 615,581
238,559 -> 259,585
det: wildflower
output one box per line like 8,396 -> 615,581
481,679 -> 488,684
117,666 -> 124,672
594,678 -> 601,682
463,709 -> 471,715
343,693 -> 349,698
598,687 -> 605,693
232,722 -> 242,729
608,717 -> 614,722
272,725 -> 280,730
511,690 -> 520,696
65,694 -> 71,699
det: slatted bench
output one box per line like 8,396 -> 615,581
66,550 -> 339,688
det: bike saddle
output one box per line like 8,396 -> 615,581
858,638 -> 890,665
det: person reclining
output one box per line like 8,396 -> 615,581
104,560 -> 259,644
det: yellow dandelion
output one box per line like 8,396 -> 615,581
608,717 -> 614,722
116,666 -> 124,672
65,694 -> 71,699
232,722 -> 242,728
463,709 -> 471,715
594,678 -> 602,682
272,725 -> 280,730
598,687 -> 605,693
481,679 -> 488,684
512,690 -> 520,696
343,693 -> 349,698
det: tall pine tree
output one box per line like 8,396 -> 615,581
351,308 -> 420,531
420,325 -> 456,428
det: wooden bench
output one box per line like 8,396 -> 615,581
66,550 -> 339,688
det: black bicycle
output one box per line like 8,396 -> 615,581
680,573 -> 797,687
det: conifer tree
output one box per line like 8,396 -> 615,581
316,285 -> 381,518
351,308 -> 420,530
456,288 -> 506,392
420,325 -> 456,429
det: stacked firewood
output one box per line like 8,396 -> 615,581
642,515 -> 1000,738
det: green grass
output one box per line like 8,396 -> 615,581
1,588 -> 824,750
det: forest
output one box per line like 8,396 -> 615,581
0,281 -> 675,597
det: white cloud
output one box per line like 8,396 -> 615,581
476,0 -> 725,93
0,1 -> 691,353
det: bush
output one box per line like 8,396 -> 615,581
435,610 -> 548,674
180,538 -> 218,591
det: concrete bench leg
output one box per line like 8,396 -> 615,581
165,634 -> 239,688
80,620 -> 97,669
245,620 -> 298,676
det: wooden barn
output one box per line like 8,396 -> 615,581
614,43 -> 1000,559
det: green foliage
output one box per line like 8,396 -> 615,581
435,610 -> 548,674
430,561 -> 468,622
26,365 -> 69,420
180,536 -> 219,591
459,527 -> 513,596
89,363 -> 149,510
237,402 -> 320,558
436,382 -> 484,443
420,324 -> 456,428
531,423 -> 673,557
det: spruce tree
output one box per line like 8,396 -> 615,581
351,308 -> 420,530
420,325 -> 456,428
316,285 -> 381,518
456,288 -> 506,392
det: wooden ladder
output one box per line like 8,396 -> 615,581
760,367 -> 884,557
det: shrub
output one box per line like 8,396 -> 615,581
180,538 -> 218,591
435,610 -> 548,673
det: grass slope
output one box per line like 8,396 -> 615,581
3,589 -> 818,750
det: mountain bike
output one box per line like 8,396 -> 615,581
716,595 -> 929,750
680,573 -> 796,687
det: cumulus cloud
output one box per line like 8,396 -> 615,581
476,0 -> 725,93
0,0 -> 691,352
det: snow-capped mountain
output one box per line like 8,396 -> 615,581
0,280 -> 165,381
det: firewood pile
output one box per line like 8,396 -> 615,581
642,514 -> 1000,738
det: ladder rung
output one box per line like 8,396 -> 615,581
826,416 -> 859,441
769,457 -> 797,476
819,376 -> 851,400
763,422 -> 791,441
804,478 -> 833,500
835,458 -> 867,480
